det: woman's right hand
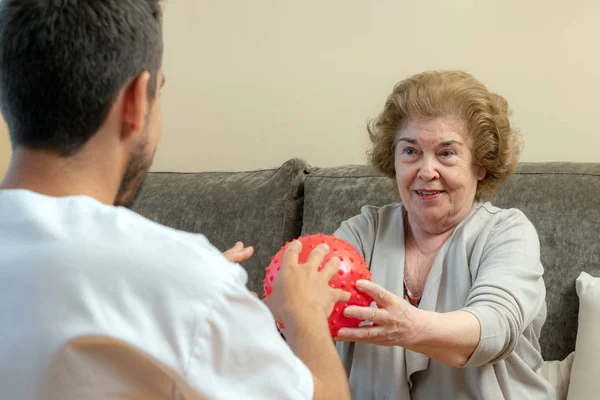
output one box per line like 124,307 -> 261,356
263,240 -> 350,324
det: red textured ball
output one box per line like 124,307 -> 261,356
262,233 -> 374,337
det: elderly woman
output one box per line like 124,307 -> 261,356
332,71 -> 554,399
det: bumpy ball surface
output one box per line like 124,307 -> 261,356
263,233 -> 374,337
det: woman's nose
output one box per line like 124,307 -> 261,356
418,157 -> 440,181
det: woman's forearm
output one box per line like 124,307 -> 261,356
406,310 -> 481,367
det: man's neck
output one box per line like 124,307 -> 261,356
0,148 -> 117,205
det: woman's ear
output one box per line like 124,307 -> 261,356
477,165 -> 487,181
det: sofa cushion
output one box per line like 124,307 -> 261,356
537,352 -> 574,400
489,163 -> 600,361
566,272 -> 600,400
132,158 -> 309,294
301,162 -> 600,361
301,164 -> 400,235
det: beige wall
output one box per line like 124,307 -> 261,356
2,1 -> 599,175
153,0 -> 600,172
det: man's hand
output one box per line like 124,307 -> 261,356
263,240 -> 352,400
223,241 -> 254,264
263,240 -> 350,324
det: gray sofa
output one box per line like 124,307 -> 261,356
132,158 -> 600,363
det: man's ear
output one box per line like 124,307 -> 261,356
122,71 -> 151,140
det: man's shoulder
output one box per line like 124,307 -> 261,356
110,203 -> 209,249
0,191 -> 247,294
61,196 -> 208,255
85,203 -> 247,291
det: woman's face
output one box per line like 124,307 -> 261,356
394,115 -> 486,234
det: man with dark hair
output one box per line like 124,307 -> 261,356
0,1 -> 351,399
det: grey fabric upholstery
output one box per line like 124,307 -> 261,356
488,163 -> 600,361
301,162 -> 600,361
301,164 -> 400,235
132,157 -> 600,362
132,158 -> 309,293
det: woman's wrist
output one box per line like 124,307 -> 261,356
404,309 -> 480,367
401,307 -> 433,349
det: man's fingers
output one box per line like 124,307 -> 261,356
281,240 -> 303,268
333,288 -> 351,303
321,256 -> 341,280
225,246 -> 255,263
304,243 -> 330,270
224,241 -> 243,253
239,246 -> 254,261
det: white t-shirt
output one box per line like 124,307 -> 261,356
0,189 -> 313,400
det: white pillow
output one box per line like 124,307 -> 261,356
538,352 -> 574,400
566,271 -> 600,400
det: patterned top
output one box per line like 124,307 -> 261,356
403,275 -> 422,307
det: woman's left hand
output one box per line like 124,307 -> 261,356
334,279 -> 422,347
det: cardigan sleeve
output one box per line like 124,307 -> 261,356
461,209 -> 546,367
333,205 -> 380,263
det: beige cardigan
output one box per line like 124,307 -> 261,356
334,202 -> 555,400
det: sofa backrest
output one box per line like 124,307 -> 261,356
133,158 -> 600,361
301,162 -> 600,361
133,158 -> 308,292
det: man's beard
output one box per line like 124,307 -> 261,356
114,134 -> 155,208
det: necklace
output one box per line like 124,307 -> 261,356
403,264 -> 422,307
403,215 -> 423,307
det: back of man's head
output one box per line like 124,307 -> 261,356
0,0 -> 163,156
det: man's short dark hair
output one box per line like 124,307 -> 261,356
0,0 -> 163,156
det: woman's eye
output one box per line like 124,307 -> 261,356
440,149 -> 455,157
403,147 -> 417,155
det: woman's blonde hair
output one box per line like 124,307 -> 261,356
367,70 -> 522,200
